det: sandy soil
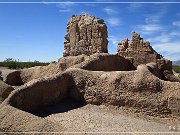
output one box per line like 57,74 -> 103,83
32,99 -> 180,133
173,71 -> 180,77
0,67 -> 16,81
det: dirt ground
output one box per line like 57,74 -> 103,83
32,99 -> 180,133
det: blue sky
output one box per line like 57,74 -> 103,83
0,0 -> 180,62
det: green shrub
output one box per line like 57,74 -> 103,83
172,65 -> 180,73
0,61 -> 49,69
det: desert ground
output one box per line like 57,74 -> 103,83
38,100 -> 180,133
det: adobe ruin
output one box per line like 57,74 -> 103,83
63,14 -> 108,57
117,32 -> 163,66
0,14 -> 180,132
117,32 -> 177,81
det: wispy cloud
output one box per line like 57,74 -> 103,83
109,35 -> 120,45
136,24 -> 164,35
56,1 -> 76,13
172,21 -> 180,27
106,17 -> 122,27
148,31 -> 180,61
134,6 -> 167,35
144,10 -> 166,24
148,33 -> 171,43
153,41 -> 180,60
170,31 -> 180,36
103,7 -> 118,15
128,3 -> 143,11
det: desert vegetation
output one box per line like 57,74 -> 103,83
173,65 -> 180,73
0,58 -> 49,69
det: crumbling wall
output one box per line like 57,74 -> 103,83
117,32 -> 177,82
117,32 -> 162,67
63,14 -> 108,57
0,80 -> 14,103
71,53 -> 135,71
6,67 -> 180,117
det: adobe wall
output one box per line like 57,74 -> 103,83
63,14 -> 108,57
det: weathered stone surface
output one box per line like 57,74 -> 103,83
117,32 -> 162,67
0,71 -> 3,81
0,48 -> 179,132
3,66 -> 180,119
0,105 -> 64,132
5,71 -> 23,86
0,80 -> 14,103
7,54 -> 135,85
63,14 -> 108,57
117,32 -> 179,82
71,53 -> 135,71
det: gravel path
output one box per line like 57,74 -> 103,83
38,101 -> 180,133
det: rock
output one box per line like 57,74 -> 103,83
117,32 -> 179,82
4,71 -> 23,86
0,105 -> 64,132
71,53 -> 135,71
0,71 -> 3,81
0,80 -> 14,103
117,32 -> 162,67
63,14 -> 108,57
168,97 -> 180,116
20,54 -> 88,84
3,67 -> 180,118
163,70 -> 180,82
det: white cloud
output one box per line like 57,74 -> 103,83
56,1 -> 76,13
136,24 -> 164,35
153,41 -> 180,56
144,10 -> 166,24
128,3 -> 143,11
107,17 -> 122,27
103,7 -> 118,15
148,34 -> 171,43
109,35 -> 120,45
135,8 -> 166,35
170,31 -> 180,36
147,31 -> 180,61
145,15 -> 160,24
172,21 -> 180,27
148,31 -> 180,44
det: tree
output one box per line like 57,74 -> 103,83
34,60 -> 40,63
4,58 -> 15,62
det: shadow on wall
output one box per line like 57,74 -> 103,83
32,98 -> 87,117
73,54 -> 136,71
5,71 -> 23,86
8,73 -> 87,116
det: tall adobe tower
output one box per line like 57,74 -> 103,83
63,14 -> 108,57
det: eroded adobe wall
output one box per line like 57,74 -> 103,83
117,32 -> 162,67
117,32 -> 177,81
71,53 -> 136,71
6,67 -> 180,117
63,14 -> 108,57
